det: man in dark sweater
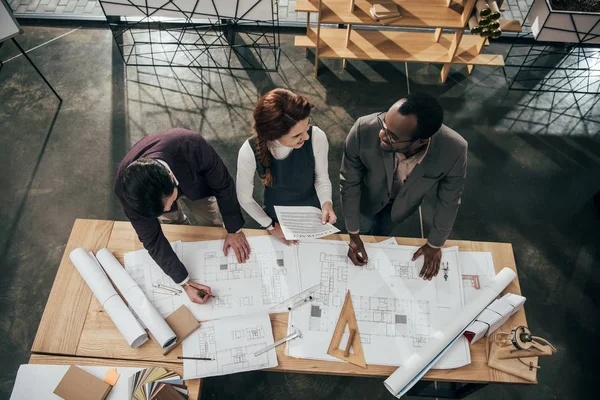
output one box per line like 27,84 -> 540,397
115,129 -> 250,304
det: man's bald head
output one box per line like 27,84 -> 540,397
386,93 -> 444,141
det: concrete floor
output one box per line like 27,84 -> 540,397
1,22 -> 599,400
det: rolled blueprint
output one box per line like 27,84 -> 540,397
69,248 -> 148,348
383,267 -> 517,398
96,248 -> 177,348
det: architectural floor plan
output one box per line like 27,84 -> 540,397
458,252 -> 497,304
125,241 -> 185,319
182,313 -> 278,379
287,239 -> 470,368
124,236 -> 301,320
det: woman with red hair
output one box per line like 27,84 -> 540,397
236,88 -> 336,245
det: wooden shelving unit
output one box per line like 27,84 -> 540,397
295,0 -> 522,82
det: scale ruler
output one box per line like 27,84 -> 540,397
268,283 -> 322,313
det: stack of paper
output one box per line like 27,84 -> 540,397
129,368 -> 187,400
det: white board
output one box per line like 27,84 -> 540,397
100,0 -> 273,20
0,0 -> 21,43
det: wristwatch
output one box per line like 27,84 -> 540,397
266,221 -> 275,231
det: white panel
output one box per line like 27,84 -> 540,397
213,0 -> 238,18
172,0 -> 200,13
572,14 -> 600,34
103,3 -> 147,17
585,36 -> 600,44
101,0 -> 273,20
152,8 -> 191,18
146,0 -> 170,8
0,0 -> 21,42
544,13 -> 575,30
538,26 -> 580,43
239,0 -> 273,20
528,0 -> 550,39
129,0 -> 148,7
585,20 -> 600,43
192,0 -> 218,16
573,14 -> 600,43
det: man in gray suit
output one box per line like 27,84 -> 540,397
340,93 -> 467,280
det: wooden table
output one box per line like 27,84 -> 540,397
31,219 -> 536,399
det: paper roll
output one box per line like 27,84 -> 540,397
69,248 -> 148,348
383,268 -> 517,398
102,295 -> 149,348
96,248 -> 177,348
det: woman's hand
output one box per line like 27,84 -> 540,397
321,201 -> 337,224
268,222 -> 297,246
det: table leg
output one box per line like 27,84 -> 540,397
11,38 -> 62,103
186,378 -> 202,400
407,381 -> 487,398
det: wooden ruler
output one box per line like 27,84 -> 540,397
327,290 -> 366,368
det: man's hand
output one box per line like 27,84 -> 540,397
348,233 -> 368,266
183,282 -> 213,304
223,231 -> 251,263
412,243 -> 442,280
267,222 -> 297,246
321,201 -> 337,224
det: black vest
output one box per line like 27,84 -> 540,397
248,128 -> 320,220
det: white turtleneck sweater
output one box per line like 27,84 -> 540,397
236,126 -> 333,227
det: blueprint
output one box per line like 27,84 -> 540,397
376,240 -> 497,306
458,252 -> 497,304
125,241 -> 186,319
287,239 -> 470,368
182,313 -> 278,379
124,236 -> 301,320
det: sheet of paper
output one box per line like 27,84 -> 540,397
287,239 -> 470,369
377,237 -> 399,246
274,206 -> 340,240
124,236 -> 301,320
182,313 -> 278,379
10,364 -> 143,400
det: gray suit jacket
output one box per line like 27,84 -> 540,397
340,113 -> 468,246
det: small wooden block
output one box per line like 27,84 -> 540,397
162,306 -> 201,356
344,329 -> 357,357
54,365 -> 112,400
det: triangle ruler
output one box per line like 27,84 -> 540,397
327,290 -> 367,368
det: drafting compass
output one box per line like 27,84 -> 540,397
153,283 -> 181,296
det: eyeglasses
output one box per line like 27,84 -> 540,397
377,112 -> 414,145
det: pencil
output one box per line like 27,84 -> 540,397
198,290 -> 216,299
348,244 -> 366,259
178,356 -> 214,361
